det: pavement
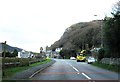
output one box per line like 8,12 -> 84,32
6,59 -> 56,80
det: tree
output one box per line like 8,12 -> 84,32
12,49 -> 18,57
2,51 -> 11,57
104,1 -> 120,58
98,48 -> 105,62
59,49 -> 65,59
59,49 -> 76,59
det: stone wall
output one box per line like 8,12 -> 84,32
100,58 -> 120,65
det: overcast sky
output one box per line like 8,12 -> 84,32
0,0 -> 118,52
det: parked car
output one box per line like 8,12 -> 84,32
70,57 -> 76,60
87,57 -> 96,64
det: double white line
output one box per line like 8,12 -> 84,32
68,63 -> 92,80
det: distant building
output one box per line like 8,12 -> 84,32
45,47 -> 62,58
18,50 -> 33,58
46,50 -> 52,58
55,48 -> 62,53
90,47 -> 101,59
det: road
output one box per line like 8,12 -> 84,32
31,59 -> 119,80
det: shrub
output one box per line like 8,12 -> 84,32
98,48 -> 105,62
19,58 -> 29,66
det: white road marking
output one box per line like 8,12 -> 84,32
72,66 -> 80,74
68,63 -> 92,79
69,64 -> 80,74
82,73 -> 92,80
72,66 -> 79,72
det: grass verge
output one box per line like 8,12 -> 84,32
3,59 -> 52,79
92,62 -> 120,73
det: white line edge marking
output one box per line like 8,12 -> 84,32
29,69 -> 41,78
82,73 -> 91,79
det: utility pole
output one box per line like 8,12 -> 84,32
3,41 -> 7,58
3,41 -> 7,76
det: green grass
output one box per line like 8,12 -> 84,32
3,66 -> 29,79
3,59 -> 52,79
30,59 -> 52,67
92,62 -> 120,73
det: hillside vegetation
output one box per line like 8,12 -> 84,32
50,20 -> 103,51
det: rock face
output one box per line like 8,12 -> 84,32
50,20 -> 104,50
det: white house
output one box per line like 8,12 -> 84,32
55,48 -> 62,53
18,50 -> 33,58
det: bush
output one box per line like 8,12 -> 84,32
3,58 -> 44,68
98,48 -> 105,62
3,58 -> 30,67
2,58 -> 19,63
19,58 -> 29,66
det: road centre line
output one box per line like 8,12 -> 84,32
68,64 -> 79,74
72,66 -> 79,73
68,63 -> 92,79
82,73 -> 92,80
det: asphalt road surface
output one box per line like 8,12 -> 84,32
31,59 -> 119,80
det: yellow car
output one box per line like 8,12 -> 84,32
76,50 -> 86,62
